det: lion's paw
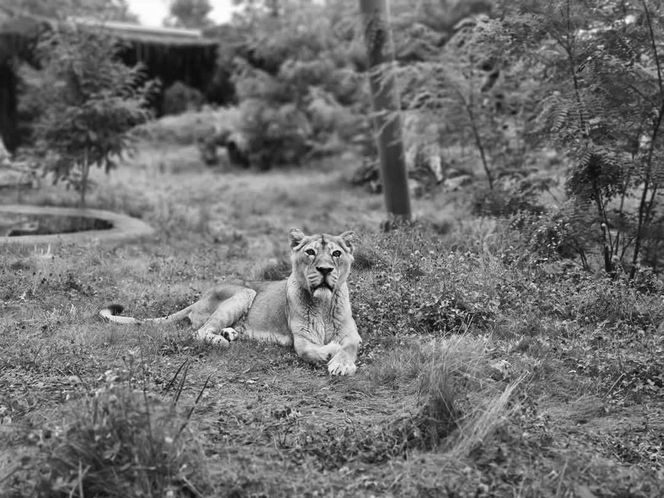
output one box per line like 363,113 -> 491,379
322,342 -> 341,360
206,334 -> 231,348
196,327 -> 230,348
221,327 -> 239,342
327,353 -> 357,376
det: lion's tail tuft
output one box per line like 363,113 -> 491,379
105,303 -> 125,315
99,304 -> 140,324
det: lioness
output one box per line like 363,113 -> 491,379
100,228 -> 361,375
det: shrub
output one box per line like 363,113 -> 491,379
351,226 -> 509,338
231,59 -> 363,169
36,382 -> 211,497
22,26 -> 155,205
510,203 -> 598,269
499,0 -> 664,277
211,1 -> 367,169
162,81 -> 205,115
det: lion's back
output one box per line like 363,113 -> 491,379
243,280 -> 292,345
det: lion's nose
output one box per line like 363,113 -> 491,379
317,266 -> 333,276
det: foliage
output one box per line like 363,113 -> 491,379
35,368 -> 211,497
396,15 -> 529,191
510,203 -> 596,269
2,0 -> 137,21
496,0 -> 664,276
166,0 -> 213,28
162,81 -> 205,115
211,0 -> 368,169
389,0 -> 496,33
22,26 -> 155,205
391,0 -> 664,276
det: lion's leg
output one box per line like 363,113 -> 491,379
293,336 -> 341,365
195,288 -> 256,346
327,321 -> 362,376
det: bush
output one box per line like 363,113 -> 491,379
499,0 -> 664,277
210,1 -> 368,169
351,226 -> 510,338
21,26 -> 155,205
36,381 -> 211,497
162,81 -> 205,115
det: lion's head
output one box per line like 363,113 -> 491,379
288,228 -> 355,299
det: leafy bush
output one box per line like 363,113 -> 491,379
353,223 -> 664,341
510,203 -> 598,269
396,15 -> 534,191
133,109 -> 220,146
162,81 -> 205,115
36,379 -> 210,497
22,26 -> 156,205
497,0 -> 664,277
210,1 -> 367,169
351,227 -> 510,338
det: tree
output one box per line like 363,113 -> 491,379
359,0 -> 411,224
25,26 -> 155,205
167,0 -> 213,28
2,0 -> 137,22
497,0 -> 664,276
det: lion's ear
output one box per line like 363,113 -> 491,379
289,228 -> 306,249
339,230 -> 355,253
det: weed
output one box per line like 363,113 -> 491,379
34,380 -> 211,497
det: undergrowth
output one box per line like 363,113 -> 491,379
2,139 -> 663,495
36,385 -> 210,497
11,357 -> 214,498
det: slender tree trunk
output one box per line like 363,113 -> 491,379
359,0 -> 411,223
460,91 -> 493,189
80,156 -> 89,207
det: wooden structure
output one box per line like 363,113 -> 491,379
0,14 -> 219,152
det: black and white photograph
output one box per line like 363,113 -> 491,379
1,0 -> 662,496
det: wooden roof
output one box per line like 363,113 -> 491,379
70,18 -> 218,47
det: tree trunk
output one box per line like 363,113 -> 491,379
80,157 -> 90,207
359,0 -> 411,223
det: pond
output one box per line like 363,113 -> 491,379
0,205 -> 154,245
1,213 -> 113,237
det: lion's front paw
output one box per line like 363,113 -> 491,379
196,327 -> 230,348
327,352 -> 357,376
319,342 -> 341,362
221,327 -> 239,342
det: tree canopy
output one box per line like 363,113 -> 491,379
2,0 -> 136,22
166,0 -> 213,28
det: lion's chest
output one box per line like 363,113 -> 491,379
298,296 -> 348,345
303,308 -> 339,344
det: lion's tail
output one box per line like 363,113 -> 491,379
99,303 -> 193,325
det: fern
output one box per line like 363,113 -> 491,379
499,0 -> 664,276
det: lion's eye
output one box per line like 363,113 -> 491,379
305,248 -> 316,256
332,250 -> 342,257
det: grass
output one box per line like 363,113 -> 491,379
1,112 -> 663,496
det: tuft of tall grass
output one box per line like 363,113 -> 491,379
37,381 -> 211,497
381,335 -> 522,456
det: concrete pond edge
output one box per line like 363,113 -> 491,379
0,204 -> 155,246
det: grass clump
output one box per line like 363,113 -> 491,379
35,382 -> 210,497
394,336 -> 521,456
